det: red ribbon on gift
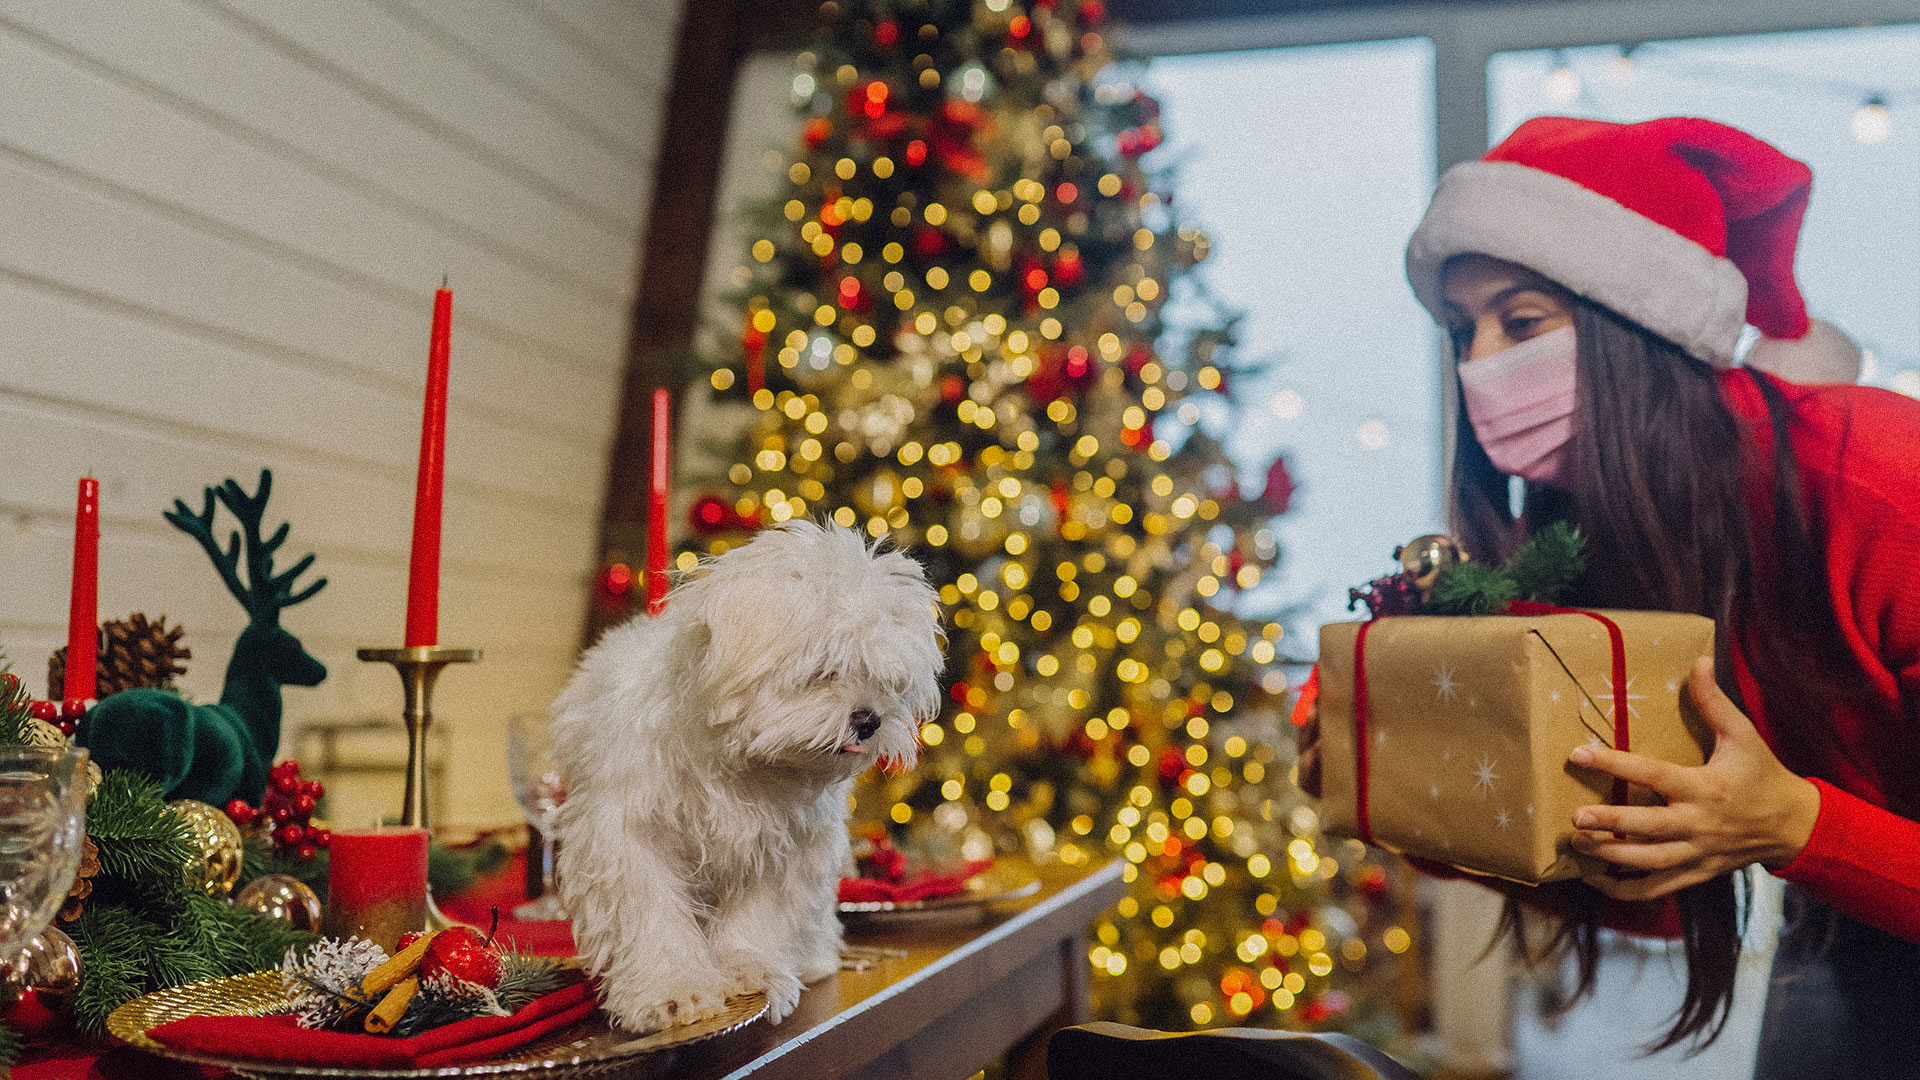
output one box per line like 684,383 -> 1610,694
1350,602 -> 1631,845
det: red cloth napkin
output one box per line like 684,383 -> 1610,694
837,859 -> 994,904
144,979 -> 596,1069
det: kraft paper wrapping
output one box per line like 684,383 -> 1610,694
1318,611 -> 1715,884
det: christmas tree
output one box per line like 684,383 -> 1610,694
661,0 -> 1413,1038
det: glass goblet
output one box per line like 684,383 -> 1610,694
0,746 -> 89,962
506,714 -> 567,921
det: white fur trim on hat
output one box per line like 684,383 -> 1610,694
1406,161 -> 1750,367
1743,319 -> 1862,385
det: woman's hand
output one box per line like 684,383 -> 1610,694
1568,657 -> 1820,901
1297,701 -> 1321,799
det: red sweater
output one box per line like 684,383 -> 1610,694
1419,370 -> 1920,941
1725,370 -> 1920,941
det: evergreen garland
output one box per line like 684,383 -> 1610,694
1425,521 -> 1587,615
0,659 -> 32,746
0,1013 -> 21,1072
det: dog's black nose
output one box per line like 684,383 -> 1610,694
851,709 -> 881,741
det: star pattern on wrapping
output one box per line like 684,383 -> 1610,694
1548,688 -> 1562,704
1429,784 -> 1440,801
1494,807 -> 1512,830
1471,755 -> 1499,795
1594,676 -> 1646,719
1432,662 -> 1460,703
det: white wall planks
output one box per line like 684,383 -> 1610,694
0,0 -> 681,825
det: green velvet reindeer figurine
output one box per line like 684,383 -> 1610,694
77,470 -> 327,806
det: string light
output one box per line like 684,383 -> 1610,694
1852,95 -> 1893,144
1545,51 -> 1582,105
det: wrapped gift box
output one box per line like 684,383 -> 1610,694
1317,610 -> 1714,884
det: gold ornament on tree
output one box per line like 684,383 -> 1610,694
233,873 -> 321,931
166,798 -> 244,898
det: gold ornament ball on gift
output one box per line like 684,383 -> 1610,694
1396,533 -> 1468,592
233,873 -> 322,931
167,798 -> 245,898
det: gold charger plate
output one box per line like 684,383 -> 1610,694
836,860 -> 1042,916
107,969 -> 766,1079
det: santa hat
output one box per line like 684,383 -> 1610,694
1743,318 -> 1863,385
1406,116 -> 1813,367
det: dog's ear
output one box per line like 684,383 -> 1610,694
676,563 -> 781,726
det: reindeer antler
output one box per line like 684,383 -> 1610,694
165,469 -> 327,625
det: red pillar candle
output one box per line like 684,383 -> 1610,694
646,387 -> 672,616
404,287 -> 452,647
64,478 -> 99,709
323,826 -> 429,953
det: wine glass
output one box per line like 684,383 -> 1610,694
506,714 -> 567,921
0,747 -> 89,961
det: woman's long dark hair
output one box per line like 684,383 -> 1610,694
1449,287 -> 1863,1053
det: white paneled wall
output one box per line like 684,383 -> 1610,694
0,0 -> 679,826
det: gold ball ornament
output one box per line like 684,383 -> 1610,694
233,873 -> 321,931
1396,534 -> 1468,593
1,924 -> 81,1036
23,718 -> 65,748
166,798 -> 244,898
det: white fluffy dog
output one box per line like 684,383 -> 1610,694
551,521 -> 943,1032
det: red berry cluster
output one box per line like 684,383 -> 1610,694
225,759 -> 330,859
24,694 -> 88,737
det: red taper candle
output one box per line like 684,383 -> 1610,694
64,477 -> 99,708
646,388 -> 671,615
404,286 -> 452,647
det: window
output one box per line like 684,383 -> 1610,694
1146,39 -> 1440,642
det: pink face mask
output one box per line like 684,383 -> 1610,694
1457,325 -> 1578,488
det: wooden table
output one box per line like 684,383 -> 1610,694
634,858 -> 1126,1080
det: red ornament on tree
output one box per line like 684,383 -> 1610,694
690,495 -> 730,535
1259,457 -> 1296,515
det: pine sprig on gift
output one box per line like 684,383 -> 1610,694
1425,522 -> 1586,615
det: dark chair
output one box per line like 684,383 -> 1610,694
1047,1022 -> 1422,1080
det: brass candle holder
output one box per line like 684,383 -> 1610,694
358,644 -> 480,930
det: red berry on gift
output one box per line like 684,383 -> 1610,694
275,824 -> 305,846
224,799 -> 257,825
297,844 -> 317,859
61,698 -> 88,720
28,700 -> 57,722
56,721 -> 75,737
273,773 -> 299,794
420,927 -> 503,989
313,829 -> 331,849
293,794 -> 316,815
272,804 -> 293,823
305,780 -> 324,798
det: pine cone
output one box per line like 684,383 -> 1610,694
58,836 -> 99,923
49,613 -> 190,699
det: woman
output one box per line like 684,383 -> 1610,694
1299,116 -> 1920,1073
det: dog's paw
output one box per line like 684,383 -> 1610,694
759,969 -> 804,1024
719,953 -> 804,1024
606,981 -> 732,1033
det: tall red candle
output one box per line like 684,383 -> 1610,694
64,478 -> 99,707
646,388 -> 671,615
323,826 -> 429,953
404,287 -> 452,647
